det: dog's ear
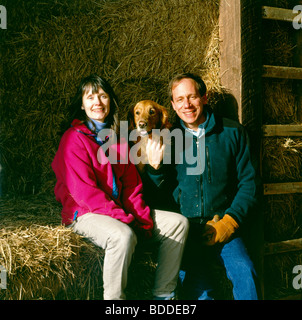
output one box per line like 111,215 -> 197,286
127,105 -> 135,131
158,104 -> 172,129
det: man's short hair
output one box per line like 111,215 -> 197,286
168,73 -> 207,101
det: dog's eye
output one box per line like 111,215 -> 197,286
135,111 -> 140,115
149,109 -> 155,115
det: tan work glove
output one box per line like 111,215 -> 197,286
203,214 -> 239,246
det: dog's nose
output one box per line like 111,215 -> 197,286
138,121 -> 147,129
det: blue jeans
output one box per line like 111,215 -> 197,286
179,236 -> 259,300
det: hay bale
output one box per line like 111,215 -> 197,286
99,0 -> 220,87
264,194 -> 302,242
0,193 -> 234,300
262,137 -> 302,183
0,0 -> 233,299
263,79 -> 297,125
0,0 -> 221,196
261,5 -> 298,125
262,20 -> 295,67
0,195 -> 105,300
126,247 -> 157,300
264,251 -> 302,299
0,194 -> 159,300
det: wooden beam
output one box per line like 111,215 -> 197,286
262,65 -> 302,80
262,124 -> 302,137
263,182 -> 302,195
279,293 -> 302,300
294,13 -> 302,122
264,238 -> 302,255
262,6 -> 297,22
219,0 -> 242,122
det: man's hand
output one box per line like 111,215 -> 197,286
146,138 -> 165,169
202,214 -> 239,246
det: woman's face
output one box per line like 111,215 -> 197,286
81,86 -> 110,123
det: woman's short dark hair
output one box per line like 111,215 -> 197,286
168,73 -> 207,101
68,74 -> 119,133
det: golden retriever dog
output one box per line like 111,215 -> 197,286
127,100 -> 172,173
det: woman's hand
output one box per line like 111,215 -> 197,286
146,138 -> 165,170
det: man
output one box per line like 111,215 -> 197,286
145,73 -> 260,300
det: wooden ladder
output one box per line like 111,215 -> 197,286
261,5 -> 302,300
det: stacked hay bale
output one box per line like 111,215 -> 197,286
0,195 -> 105,300
261,0 -> 302,299
0,0 -> 221,196
0,0 -> 223,299
0,195 -> 157,300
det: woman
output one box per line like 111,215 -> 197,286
52,74 -> 189,300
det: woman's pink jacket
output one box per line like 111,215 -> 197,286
52,119 -> 153,230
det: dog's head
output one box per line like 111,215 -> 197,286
128,100 -> 171,136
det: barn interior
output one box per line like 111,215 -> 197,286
0,0 -> 301,300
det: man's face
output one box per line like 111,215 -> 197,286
171,78 -> 207,131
